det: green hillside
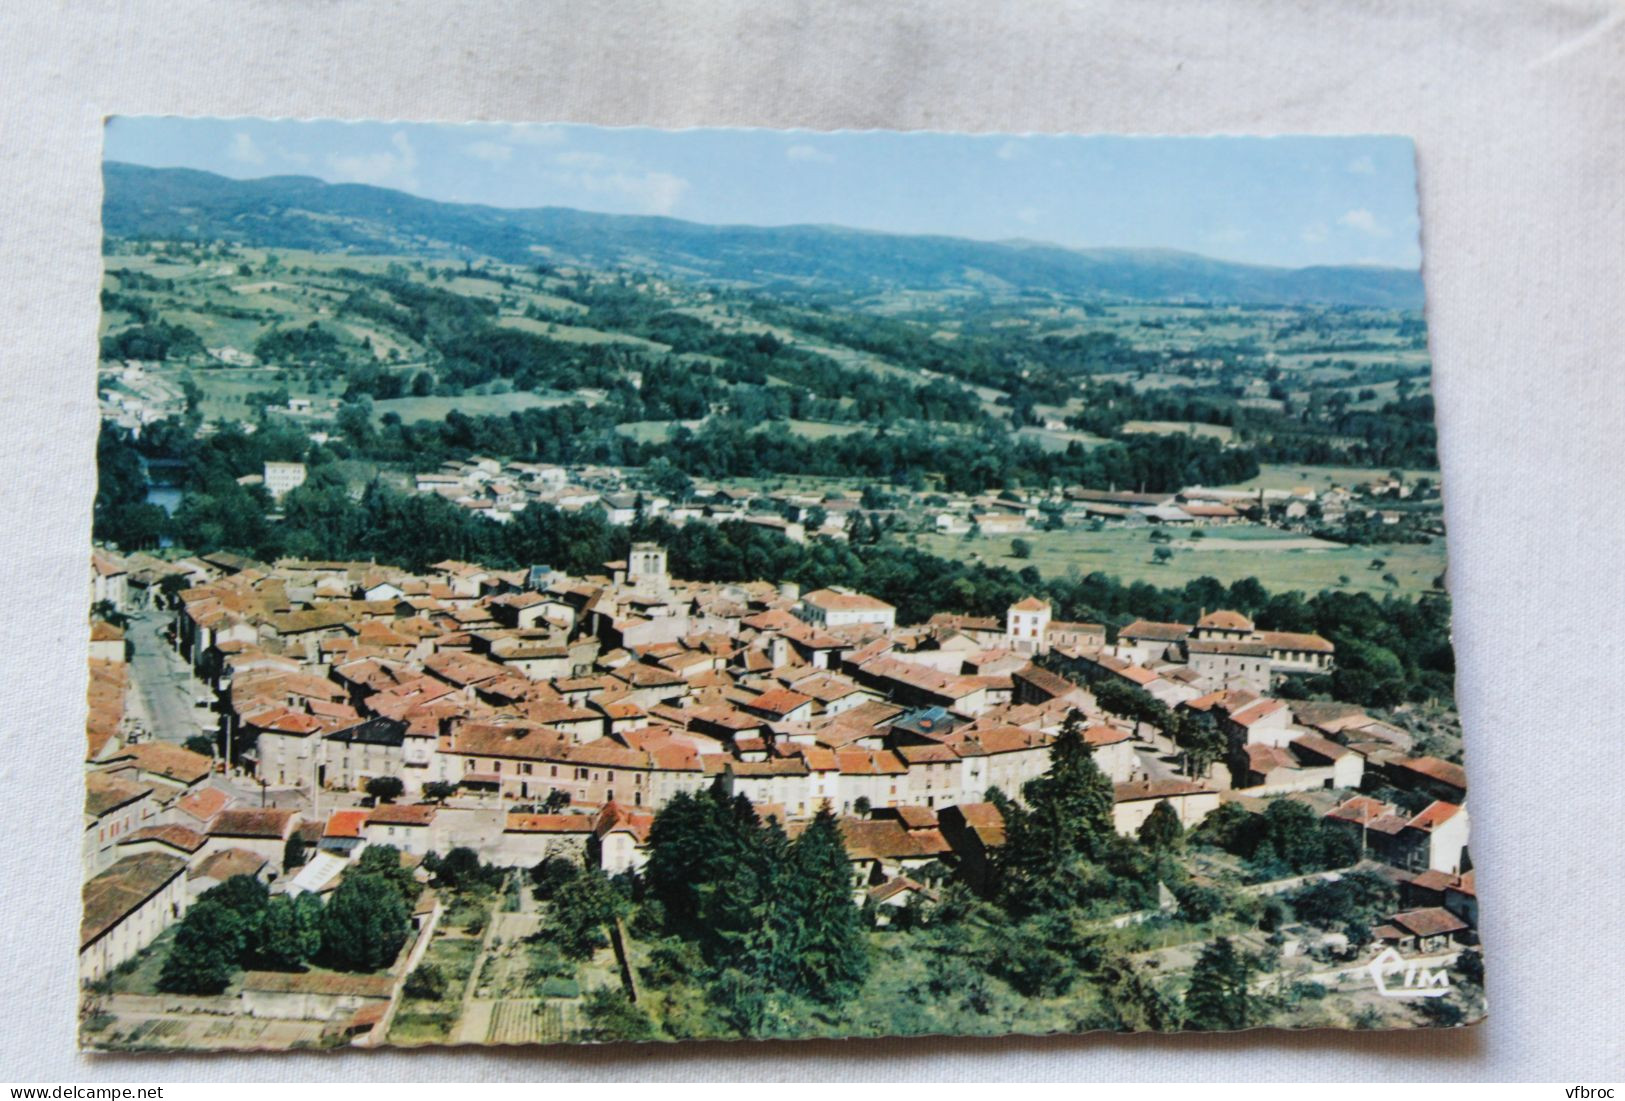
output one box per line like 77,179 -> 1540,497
103,163 -> 1424,307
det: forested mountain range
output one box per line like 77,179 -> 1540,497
104,162 -> 1424,307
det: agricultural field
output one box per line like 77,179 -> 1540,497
1120,420 -> 1235,442
911,524 -> 1447,599
495,315 -> 669,350
371,390 -> 586,424
1015,425 -> 1111,452
1216,463 -> 1442,493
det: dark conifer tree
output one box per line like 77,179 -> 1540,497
782,807 -> 869,1002
1183,936 -> 1258,1031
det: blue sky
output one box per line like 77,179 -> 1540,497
105,117 -> 1421,269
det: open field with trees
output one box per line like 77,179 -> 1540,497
913,526 -> 1447,599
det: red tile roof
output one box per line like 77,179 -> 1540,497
1406,800 -> 1463,832
120,824 -> 207,853
1197,609 -> 1254,631
84,772 -> 151,818
192,847 -> 269,881
1256,630 -> 1335,654
1081,723 -> 1132,748
323,809 -> 370,839
116,741 -> 212,785
746,687 -> 814,717
1391,907 -> 1468,938
175,786 -> 230,824
211,807 -> 298,839
366,804 -> 438,827
1119,620 -> 1192,643
801,589 -> 894,613
1245,743 -> 1298,773
1229,699 -> 1287,727
1326,795 -> 1390,826
1113,779 -> 1212,803
505,813 -> 595,834
1391,755 -> 1468,793
836,819 -> 951,860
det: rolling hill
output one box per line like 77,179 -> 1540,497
103,162 -> 1425,307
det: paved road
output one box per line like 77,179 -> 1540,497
1135,745 -> 1182,782
125,609 -> 210,745
1130,724 -> 1185,782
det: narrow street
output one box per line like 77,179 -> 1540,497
125,608 -> 209,745
1131,724 -> 1184,782
122,607 -> 336,816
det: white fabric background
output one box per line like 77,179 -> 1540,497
2,0 -> 1621,1081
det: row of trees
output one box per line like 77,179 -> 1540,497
1085,677 -> 1229,779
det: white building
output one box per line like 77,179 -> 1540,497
1006,596 -> 1052,656
796,588 -> 896,632
263,461 -> 308,501
80,853 -> 189,983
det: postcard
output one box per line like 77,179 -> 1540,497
81,119 -> 1480,1050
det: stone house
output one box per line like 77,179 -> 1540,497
80,853 -> 189,983
1111,780 -> 1221,836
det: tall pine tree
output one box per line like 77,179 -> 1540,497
1183,936 -> 1259,1031
997,709 -> 1118,914
643,787 -> 870,1028
782,807 -> 869,1002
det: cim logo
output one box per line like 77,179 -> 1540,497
1367,946 -> 1452,999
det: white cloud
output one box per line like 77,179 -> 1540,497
996,140 -> 1026,161
1347,154 -> 1376,175
457,125 -> 565,169
227,132 -> 265,166
465,140 -> 512,165
1301,221 -> 1329,245
1014,206 -> 1042,226
786,143 -> 833,164
1337,207 -> 1389,236
537,147 -> 690,214
326,130 -> 418,189
543,167 -> 689,215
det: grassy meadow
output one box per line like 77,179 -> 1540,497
911,524 -> 1446,599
